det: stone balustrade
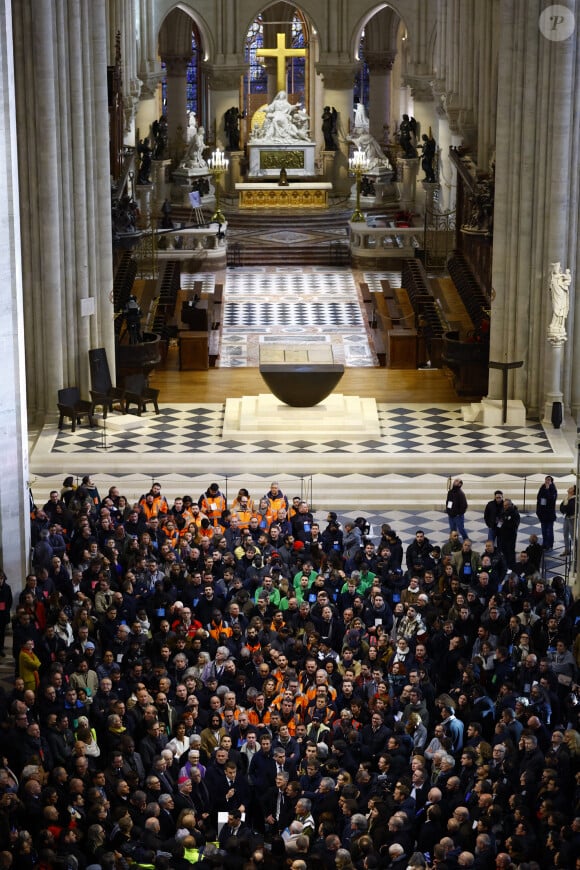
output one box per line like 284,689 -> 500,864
348,222 -> 424,262
157,223 -> 228,265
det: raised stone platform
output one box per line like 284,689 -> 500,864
236,182 -> 332,209
223,393 -> 381,439
29,403 -> 577,511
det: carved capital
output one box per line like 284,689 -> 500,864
139,70 -> 164,100
430,78 -> 447,97
364,50 -> 396,73
123,95 -> 139,133
163,55 -> 190,77
203,62 -> 247,91
547,330 -> 567,347
404,74 -> 434,102
446,107 -> 462,135
316,61 -> 361,90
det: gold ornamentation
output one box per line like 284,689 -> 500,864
239,188 -> 328,209
260,150 -> 305,170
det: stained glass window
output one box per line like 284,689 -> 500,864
354,30 -> 370,111
160,27 -> 202,116
244,11 -> 306,114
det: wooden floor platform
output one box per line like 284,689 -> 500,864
149,345 -> 465,403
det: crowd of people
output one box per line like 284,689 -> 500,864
0,474 -> 579,870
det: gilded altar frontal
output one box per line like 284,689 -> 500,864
260,149 -> 305,169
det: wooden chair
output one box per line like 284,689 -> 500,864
123,373 -> 160,416
89,386 -> 126,419
89,347 -> 126,418
57,388 -> 96,432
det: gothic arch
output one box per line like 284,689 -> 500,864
351,2 -> 409,60
157,2 -> 214,61
246,1 -> 317,45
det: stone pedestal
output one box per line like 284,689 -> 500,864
151,159 -> 171,212
172,166 -> 213,207
135,183 -> 153,229
543,338 -> 566,427
226,151 -> 244,194
223,393 -> 381,439
248,142 -> 316,177
397,157 -> 420,212
462,398 -> 527,427
322,150 -> 336,185
369,169 -> 398,205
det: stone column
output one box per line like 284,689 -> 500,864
163,56 -> 190,146
489,0 -> 576,417
108,0 -> 141,139
365,51 -> 396,144
13,0 -> 115,409
0,0 -> 30,592
317,63 -> 359,196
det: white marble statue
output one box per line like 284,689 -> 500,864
349,129 -> 392,172
548,261 -> 572,339
249,90 -> 311,143
353,102 -> 369,132
180,124 -> 207,170
187,111 -> 197,143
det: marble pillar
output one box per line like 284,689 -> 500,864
0,0 -> 30,592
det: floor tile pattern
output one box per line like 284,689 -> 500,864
49,404 -> 552,456
219,269 -> 376,368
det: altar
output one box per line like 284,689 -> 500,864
235,181 -> 332,209
248,142 -> 316,177
222,343 -> 381,439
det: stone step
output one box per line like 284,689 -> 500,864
230,245 -> 346,267
26,468 -> 576,514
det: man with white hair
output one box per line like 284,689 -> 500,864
386,843 -> 407,870
282,820 -> 304,853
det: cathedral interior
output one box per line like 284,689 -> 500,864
0,0 -> 579,588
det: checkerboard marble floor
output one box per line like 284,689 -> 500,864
42,404 -> 554,457
218,268 -> 377,367
177,268 -> 405,369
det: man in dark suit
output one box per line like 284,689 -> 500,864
361,712 -> 391,764
217,808 -> 252,849
262,770 -> 291,836
158,793 -> 177,839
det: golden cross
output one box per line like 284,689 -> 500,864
256,32 -> 306,93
